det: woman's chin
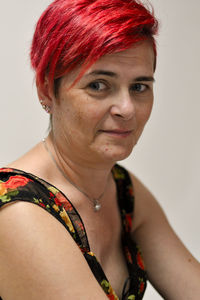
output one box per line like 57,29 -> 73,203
98,145 -> 134,163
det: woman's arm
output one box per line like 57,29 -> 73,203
131,174 -> 200,300
0,201 -> 108,300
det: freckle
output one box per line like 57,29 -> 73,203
188,258 -> 192,263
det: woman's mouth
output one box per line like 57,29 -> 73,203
99,129 -> 133,138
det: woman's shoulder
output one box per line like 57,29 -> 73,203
128,171 -> 200,299
112,164 -> 164,234
0,167 -> 55,209
0,166 -> 81,238
0,198 -> 108,300
0,167 -> 108,299
127,171 -> 165,232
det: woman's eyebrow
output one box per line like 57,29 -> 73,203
134,76 -> 155,82
85,70 -> 117,77
85,70 -> 155,82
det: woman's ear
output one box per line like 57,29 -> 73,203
36,77 -> 54,114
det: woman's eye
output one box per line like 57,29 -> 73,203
88,81 -> 107,92
131,83 -> 147,93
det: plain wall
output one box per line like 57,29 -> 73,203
0,1 -> 199,299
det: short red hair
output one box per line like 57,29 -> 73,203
30,0 -> 158,94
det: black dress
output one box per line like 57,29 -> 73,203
0,164 -> 147,299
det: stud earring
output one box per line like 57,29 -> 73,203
39,99 -> 51,114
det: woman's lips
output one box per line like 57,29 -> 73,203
99,129 -> 133,138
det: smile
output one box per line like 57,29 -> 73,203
99,129 -> 133,138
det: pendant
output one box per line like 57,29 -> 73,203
94,200 -> 101,212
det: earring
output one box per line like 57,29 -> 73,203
39,99 -> 51,114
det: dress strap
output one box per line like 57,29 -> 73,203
112,164 -> 134,233
0,168 -> 89,251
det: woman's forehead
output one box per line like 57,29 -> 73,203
60,40 -> 155,87
86,42 -> 155,75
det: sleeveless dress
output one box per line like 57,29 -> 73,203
0,164 -> 147,300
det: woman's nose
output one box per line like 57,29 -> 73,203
110,92 -> 136,121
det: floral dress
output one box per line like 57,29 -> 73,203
0,164 -> 147,300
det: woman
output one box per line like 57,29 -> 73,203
0,0 -> 199,299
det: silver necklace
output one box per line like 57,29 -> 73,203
42,138 -> 105,212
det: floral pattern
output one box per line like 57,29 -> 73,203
0,164 -> 147,300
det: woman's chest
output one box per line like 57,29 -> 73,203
81,207 -> 129,298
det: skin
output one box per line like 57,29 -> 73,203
0,40 -> 200,300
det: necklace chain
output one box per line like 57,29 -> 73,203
42,138 -> 104,212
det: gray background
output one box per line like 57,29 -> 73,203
0,1 -> 199,298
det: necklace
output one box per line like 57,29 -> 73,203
42,138 -> 106,212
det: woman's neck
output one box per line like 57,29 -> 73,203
45,134 -> 115,201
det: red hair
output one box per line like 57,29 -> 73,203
30,0 -> 158,95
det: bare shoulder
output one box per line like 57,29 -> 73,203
129,172 -> 200,299
130,173 -> 166,232
0,201 -> 107,300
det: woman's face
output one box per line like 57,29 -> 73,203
51,40 -> 155,168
